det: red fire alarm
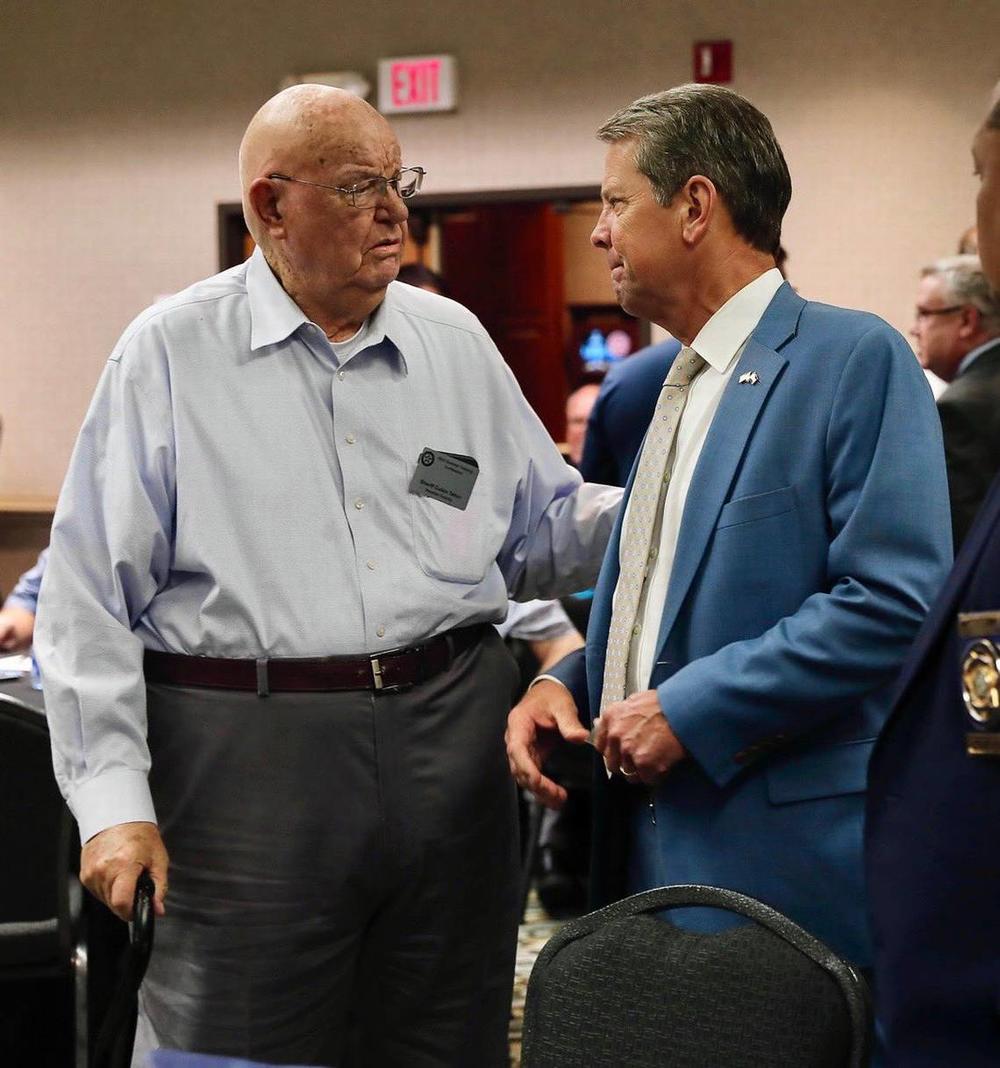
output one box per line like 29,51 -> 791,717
693,41 -> 733,84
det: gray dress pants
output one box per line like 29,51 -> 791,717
132,630 -> 521,1067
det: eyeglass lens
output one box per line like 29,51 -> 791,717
354,168 -> 424,206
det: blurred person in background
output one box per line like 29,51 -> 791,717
958,224 -> 979,254
563,382 -> 601,467
0,548 -> 47,651
911,254 -> 1000,546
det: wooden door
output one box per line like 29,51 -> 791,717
439,203 -> 568,441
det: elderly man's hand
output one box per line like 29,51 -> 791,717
506,680 -> 589,809
0,606 -> 35,652
80,821 -> 169,922
592,689 -> 686,785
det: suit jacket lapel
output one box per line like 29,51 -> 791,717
588,282 -> 803,706
652,338 -> 789,655
650,283 -> 802,659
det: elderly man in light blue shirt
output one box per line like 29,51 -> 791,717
36,85 -> 619,1068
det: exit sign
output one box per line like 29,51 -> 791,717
693,41 -> 733,84
378,55 -> 457,114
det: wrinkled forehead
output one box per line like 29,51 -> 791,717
294,108 -> 401,176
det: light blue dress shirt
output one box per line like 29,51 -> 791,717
36,249 -> 621,842
3,547 -> 48,613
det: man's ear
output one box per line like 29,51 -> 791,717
957,304 -> 981,340
248,177 -> 286,239
678,174 -> 718,247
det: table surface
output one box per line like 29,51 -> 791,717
0,674 -> 45,714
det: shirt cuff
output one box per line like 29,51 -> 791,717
2,595 -> 37,614
530,674 -> 571,691
68,769 -> 157,844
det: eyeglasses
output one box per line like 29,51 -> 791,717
914,304 -> 964,319
267,167 -> 426,208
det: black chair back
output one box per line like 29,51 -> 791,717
521,884 -> 872,1068
0,697 -> 76,966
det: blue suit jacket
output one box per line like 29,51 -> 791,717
553,283 -> 953,966
580,340 -> 681,486
867,471 -> 1000,1065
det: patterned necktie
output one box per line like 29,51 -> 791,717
600,345 -> 707,709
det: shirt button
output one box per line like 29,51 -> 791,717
345,434 -> 356,444
338,370 -> 346,380
354,498 -> 365,510
376,625 -> 386,638
366,560 -> 376,571
632,623 -> 642,635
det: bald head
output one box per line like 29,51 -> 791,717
239,85 -> 395,245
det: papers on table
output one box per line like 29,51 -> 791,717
0,654 -> 31,680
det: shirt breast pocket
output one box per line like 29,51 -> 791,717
409,491 -> 503,585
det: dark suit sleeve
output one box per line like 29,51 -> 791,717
937,393 -> 998,548
579,379 -> 619,486
542,646 -> 590,720
661,326 -> 954,788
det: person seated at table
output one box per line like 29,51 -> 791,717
0,548 -> 47,652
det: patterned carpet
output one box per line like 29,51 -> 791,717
508,891 -> 568,1067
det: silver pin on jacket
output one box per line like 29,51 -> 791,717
738,371 -> 760,385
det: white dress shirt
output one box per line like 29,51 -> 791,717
36,249 -> 622,842
625,268 -> 784,692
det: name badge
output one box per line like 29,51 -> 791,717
409,447 -> 479,510
958,611 -> 1000,757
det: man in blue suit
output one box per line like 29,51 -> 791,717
506,83 -> 952,970
865,87 -> 1000,1065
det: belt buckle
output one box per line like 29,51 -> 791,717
369,653 -> 414,694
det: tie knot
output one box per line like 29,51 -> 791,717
664,345 -> 707,388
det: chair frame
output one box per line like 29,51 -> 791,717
521,883 -> 872,1068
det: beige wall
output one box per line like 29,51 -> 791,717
2,0 -> 997,500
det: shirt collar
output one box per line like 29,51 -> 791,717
957,336 -> 1000,377
690,267 -> 785,373
247,247 -> 310,351
246,246 -> 405,372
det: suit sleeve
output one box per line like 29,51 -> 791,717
937,392 -> 997,548
541,646 -> 590,717
661,325 -> 954,788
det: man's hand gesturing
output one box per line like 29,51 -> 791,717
506,680 -> 589,808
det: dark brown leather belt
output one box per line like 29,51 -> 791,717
143,624 -> 488,696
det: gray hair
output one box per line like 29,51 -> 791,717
597,84 -> 791,254
923,255 -> 1000,334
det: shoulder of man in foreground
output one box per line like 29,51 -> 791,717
388,279 -> 491,338
112,262 -> 251,360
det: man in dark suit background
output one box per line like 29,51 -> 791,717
866,83 -> 1000,1066
911,254 -> 1000,546
578,340 -> 680,486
